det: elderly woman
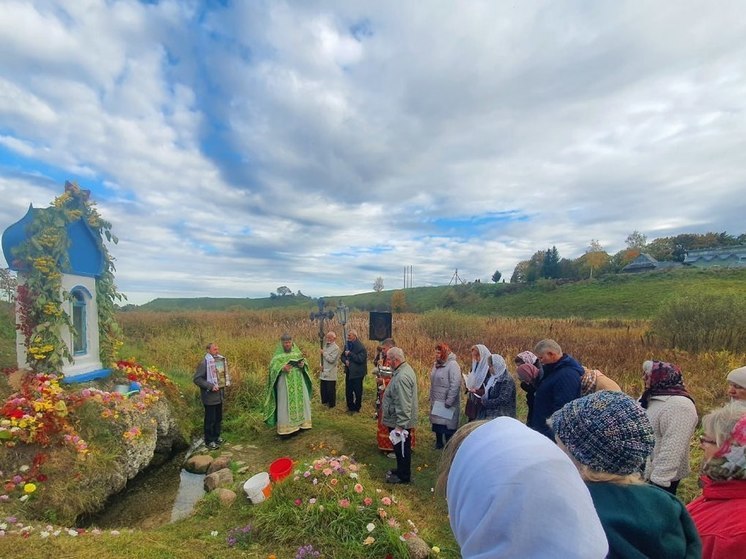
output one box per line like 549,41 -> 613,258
726,366 -> 746,401
687,401 -> 746,558
515,350 -> 541,424
429,342 -> 461,449
481,353 -> 516,419
640,360 -> 698,495
464,344 -> 491,422
551,391 -> 702,558
438,418 -> 609,558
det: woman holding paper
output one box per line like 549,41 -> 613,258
429,342 -> 461,449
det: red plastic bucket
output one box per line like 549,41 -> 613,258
269,457 -> 293,482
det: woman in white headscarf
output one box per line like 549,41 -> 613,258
481,354 -> 516,419
438,417 -> 608,559
464,344 -> 491,422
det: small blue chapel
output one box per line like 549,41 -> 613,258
1,183 -> 110,381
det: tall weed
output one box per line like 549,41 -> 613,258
650,293 -> 746,353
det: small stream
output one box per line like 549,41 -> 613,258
78,450 -> 205,529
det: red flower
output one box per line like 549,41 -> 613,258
36,474 -> 48,482
8,409 -> 24,419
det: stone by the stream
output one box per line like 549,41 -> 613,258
237,465 -> 251,474
185,454 -> 213,474
204,468 -> 234,492
207,455 -> 231,474
214,488 -> 237,507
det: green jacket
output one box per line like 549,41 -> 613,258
382,361 -> 418,429
587,481 -> 701,559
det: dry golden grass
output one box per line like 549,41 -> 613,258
118,309 -> 743,414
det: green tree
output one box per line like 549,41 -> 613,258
541,246 -> 561,279
0,268 -> 16,303
510,260 -> 530,283
491,269 -> 502,283
276,286 -> 292,297
625,230 -> 647,250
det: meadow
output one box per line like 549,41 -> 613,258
1,306 -> 744,558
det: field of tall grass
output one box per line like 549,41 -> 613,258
118,308 -> 741,415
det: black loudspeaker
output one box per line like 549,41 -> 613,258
369,312 -> 392,341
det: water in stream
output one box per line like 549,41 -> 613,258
78,452 -> 205,529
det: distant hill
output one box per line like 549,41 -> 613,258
130,268 -> 746,320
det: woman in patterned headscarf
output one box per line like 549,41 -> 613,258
429,342 -> 461,449
687,401 -> 746,558
481,354 -> 516,419
640,360 -> 698,495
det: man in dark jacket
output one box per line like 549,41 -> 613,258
343,329 -> 367,413
529,339 -> 582,439
193,342 -> 229,449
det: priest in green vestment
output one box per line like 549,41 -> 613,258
264,333 -> 313,435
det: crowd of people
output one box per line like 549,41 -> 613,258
194,334 -> 746,558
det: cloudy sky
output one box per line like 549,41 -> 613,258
1,1 -> 745,304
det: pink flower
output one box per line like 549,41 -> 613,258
294,499 -> 302,506
338,498 -> 350,508
330,478 -> 338,486
363,497 -> 373,506
381,497 -> 392,506
322,468 -> 333,476
354,483 -> 363,493
303,471 -> 311,478
349,464 -> 359,472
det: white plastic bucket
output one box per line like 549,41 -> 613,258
243,472 -> 271,504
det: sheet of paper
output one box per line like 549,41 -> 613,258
431,400 -> 455,420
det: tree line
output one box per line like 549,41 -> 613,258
508,231 -> 746,283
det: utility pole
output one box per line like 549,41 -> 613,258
448,269 -> 465,286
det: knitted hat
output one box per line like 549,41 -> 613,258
550,391 -> 654,475
727,366 -> 746,388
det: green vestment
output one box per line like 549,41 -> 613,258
264,343 -> 313,435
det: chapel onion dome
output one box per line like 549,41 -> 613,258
1,203 -> 105,278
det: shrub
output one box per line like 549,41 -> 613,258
650,293 -> 746,353
418,310 -> 486,343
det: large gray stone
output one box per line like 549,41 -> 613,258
204,467 -> 233,492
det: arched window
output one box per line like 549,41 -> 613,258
71,288 -> 87,355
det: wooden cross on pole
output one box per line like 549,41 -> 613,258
310,298 -> 335,369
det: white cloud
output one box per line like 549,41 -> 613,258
1,1 -> 745,304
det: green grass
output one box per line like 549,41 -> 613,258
0,375 -> 457,558
130,268 -> 746,320
0,301 -> 16,369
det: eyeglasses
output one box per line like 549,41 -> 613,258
699,436 -> 717,446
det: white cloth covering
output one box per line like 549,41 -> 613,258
446,417 -> 608,559
482,354 -> 508,399
466,344 -> 491,391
